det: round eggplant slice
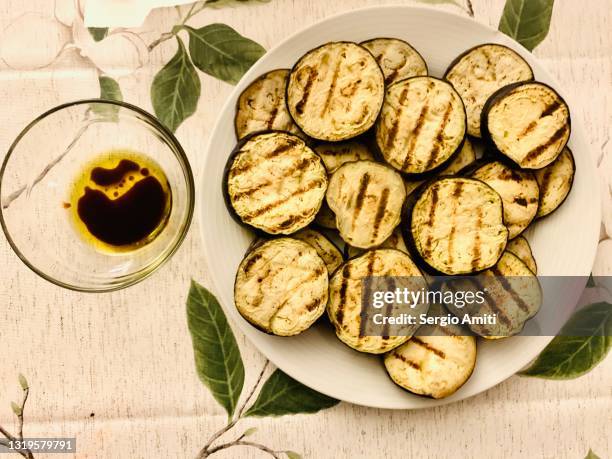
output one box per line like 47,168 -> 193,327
313,200 -> 337,230
405,177 -> 508,275
225,131 -> 327,235
234,238 -> 328,336
506,235 -> 537,274
327,160 -> 406,249
444,251 -> 542,338
234,69 -> 303,140
293,228 -> 343,274
404,137 -> 476,196
384,334 -> 476,399
468,160 -> 539,239
327,249 -> 426,354
360,38 -> 427,85
314,141 -> 374,174
286,42 -> 385,141
481,82 -> 571,169
376,76 -> 466,175
445,43 -> 534,138
535,147 -> 575,218
345,228 -> 408,259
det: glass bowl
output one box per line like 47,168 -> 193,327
0,99 -> 195,292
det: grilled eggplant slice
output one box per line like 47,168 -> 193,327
345,228 -> 408,259
506,235 -> 537,274
467,160 -> 539,239
235,69 -> 303,140
293,228 -> 343,274
535,147 -> 575,218
327,160 -> 406,249
224,131 -> 327,235
404,177 -> 508,275
286,42 -> 385,141
384,333 -> 476,399
404,137 -> 476,195
360,38 -> 427,85
481,82 -> 571,169
314,141 -> 374,174
376,76 -> 466,175
445,44 -> 533,138
327,249 -> 426,354
445,251 -> 542,338
234,238 -> 328,336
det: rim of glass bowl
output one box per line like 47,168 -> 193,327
0,99 -> 195,293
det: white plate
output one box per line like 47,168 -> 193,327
199,5 -> 600,409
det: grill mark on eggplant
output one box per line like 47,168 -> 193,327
447,182 -> 463,266
519,101 -> 562,137
359,252 -> 377,338
371,188 -> 390,242
411,337 -> 446,359
304,298 -> 321,312
484,295 -> 513,328
491,266 -> 532,313
471,207 -> 483,271
244,179 -> 324,220
481,48 -> 495,79
514,197 -> 528,207
425,102 -> 453,170
230,140 -> 299,177
423,186 -> 439,260
321,58 -> 342,117
232,157 -> 316,201
295,67 -> 318,115
539,167 -> 554,195
351,172 -> 371,229
524,125 -> 568,163
335,263 -> 351,326
385,69 -> 398,85
266,107 -> 279,129
386,87 -> 409,150
402,104 -> 429,171
392,351 -> 421,370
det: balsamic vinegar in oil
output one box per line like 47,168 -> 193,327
67,150 -> 172,253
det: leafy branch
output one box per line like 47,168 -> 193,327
0,375 -> 34,459
187,281 -> 338,458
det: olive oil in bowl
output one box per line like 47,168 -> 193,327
68,149 -> 172,253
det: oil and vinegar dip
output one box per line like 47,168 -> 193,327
68,149 -> 172,253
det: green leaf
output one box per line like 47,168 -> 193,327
498,0 -> 554,51
184,23 -> 265,85
585,449 -> 601,459
18,374 -> 28,391
204,0 -> 270,7
88,27 -> 108,42
285,452 -> 302,459
244,369 -> 339,417
186,280 -> 244,419
98,76 -> 123,102
519,302 -> 611,379
151,37 -> 201,132
10,402 -> 21,417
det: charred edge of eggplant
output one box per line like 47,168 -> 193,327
443,42 -> 534,81
401,176 -> 508,277
457,157 -> 542,238
233,68 -> 292,141
222,129 -> 321,236
480,81 -> 572,169
285,41 -> 385,143
359,37 -> 429,77
536,146 -> 576,220
375,75 -> 468,178
301,227 -> 345,264
383,339 -> 477,399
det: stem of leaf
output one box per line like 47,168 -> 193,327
195,360 -> 270,459
466,0 -> 474,17
148,1 -> 208,51
205,440 -> 283,458
0,382 -> 34,459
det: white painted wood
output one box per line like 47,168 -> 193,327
0,0 -> 610,457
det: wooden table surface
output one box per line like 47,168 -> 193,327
0,0 -> 610,458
